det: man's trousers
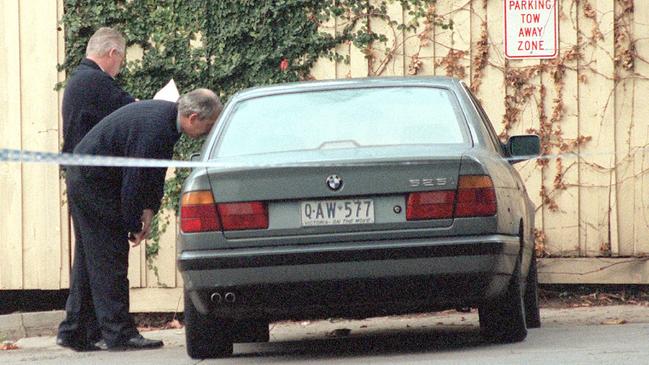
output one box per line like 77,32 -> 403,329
57,171 -> 138,347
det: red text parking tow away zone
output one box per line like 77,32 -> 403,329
504,0 -> 558,59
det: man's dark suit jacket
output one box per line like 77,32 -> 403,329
69,100 -> 181,234
62,58 -> 135,154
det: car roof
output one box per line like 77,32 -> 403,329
230,76 -> 461,101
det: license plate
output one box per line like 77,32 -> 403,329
301,199 -> 374,226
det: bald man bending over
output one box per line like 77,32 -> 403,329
57,89 -> 222,351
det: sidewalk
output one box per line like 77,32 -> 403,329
3,305 -> 649,353
0,311 -> 64,342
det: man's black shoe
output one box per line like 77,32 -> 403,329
95,339 -> 108,351
108,334 -> 164,351
56,337 -> 101,352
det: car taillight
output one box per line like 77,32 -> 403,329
455,175 -> 497,217
217,202 -> 268,230
406,191 -> 456,220
181,192 -> 269,232
405,175 -> 496,221
180,191 -> 221,233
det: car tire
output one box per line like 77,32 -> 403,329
184,292 -> 233,359
524,254 -> 541,328
479,256 -> 528,343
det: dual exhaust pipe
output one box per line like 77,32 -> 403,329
210,291 -> 236,304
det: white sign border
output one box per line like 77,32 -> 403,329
504,0 -> 559,60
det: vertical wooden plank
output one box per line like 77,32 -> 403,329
433,1 -> 450,76
577,0 -> 616,257
140,238 -> 148,287
469,0 -> 488,93
145,169 -> 179,288
388,2 -> 405,76
541,0 -> 581,256
57,0 -> 70,289
404,2 -> 434,76
128,240 -> 143,288
368,0 -> 404,76
349,6 -> 369,77
0,0 -> 24,289
632,0 -> 649,255
451,0 -> 472,84
335,12 -> 351,79
20,0 -> 63,289
614,1 -> 635,256
146,210 -> 178,288
477,0 -> 506,131
434,0 -> 471,83
121,39 -> 145,289
310,7 -> 337,81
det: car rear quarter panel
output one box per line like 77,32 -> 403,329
454,78 -> 535,260
462,154 -> 535,279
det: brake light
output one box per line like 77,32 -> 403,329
405,175 -> 496,221
180,191 -> 221,233
455,175 -> 497,217
406,191 -> 456,220
217,202 -> 268,230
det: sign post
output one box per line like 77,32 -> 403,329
504,0 -> 558,59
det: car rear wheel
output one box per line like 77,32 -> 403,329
479,256 -> 528,343
184,292 -> 233,359
524,253 -> 541,328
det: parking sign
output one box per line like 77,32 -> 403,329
504,0 -> 558,59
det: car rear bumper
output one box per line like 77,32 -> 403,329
178,234 -> 520,319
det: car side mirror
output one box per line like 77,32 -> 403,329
190,153 -> 201,161
506,135 -> 540,164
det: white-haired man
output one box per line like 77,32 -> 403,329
57,27 -> 136,352
62,27 -> 136,154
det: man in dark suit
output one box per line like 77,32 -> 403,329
57,27 -> 136,352
62,27 -> 136,154
57,89 -> 222,351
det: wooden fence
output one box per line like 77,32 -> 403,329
2,0 -> 649,311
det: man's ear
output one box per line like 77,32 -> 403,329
187,112 -> 199,124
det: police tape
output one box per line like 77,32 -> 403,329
0,148 -> 208,168
0,147 -> 617,169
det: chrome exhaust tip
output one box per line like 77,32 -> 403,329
224,292 -> 236,303
210,292 -> 222,304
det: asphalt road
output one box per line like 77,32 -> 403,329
4,305 -> 649,364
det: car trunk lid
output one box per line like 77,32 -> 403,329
204,146 -> 468,242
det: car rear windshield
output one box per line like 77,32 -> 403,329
214,86 -> 468,157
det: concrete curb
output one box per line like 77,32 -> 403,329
0,311 -> 64,341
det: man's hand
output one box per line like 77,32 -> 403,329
129,209 -> 155,247
128,231 -> 146,247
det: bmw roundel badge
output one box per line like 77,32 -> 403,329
326,174 -> 343,191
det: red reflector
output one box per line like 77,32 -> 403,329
406,191 -> 456,220
180,204 -> 221,233
455,176 -> 497,217
217,202 -> 268,230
